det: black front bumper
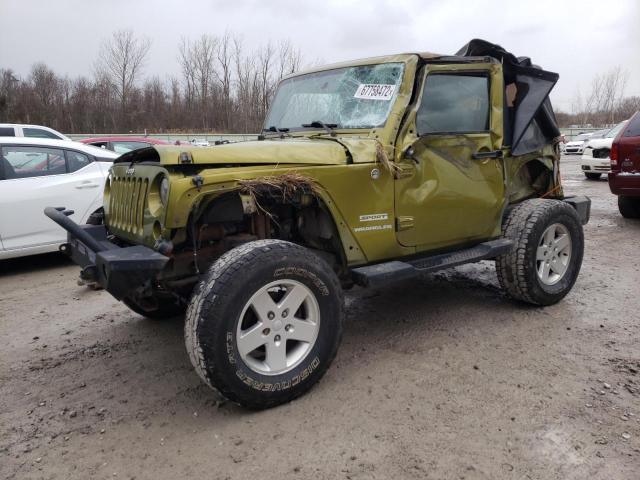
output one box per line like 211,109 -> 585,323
45,207 -> 169,300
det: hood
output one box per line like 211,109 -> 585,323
152,138 -> 349,166
585,137 -> 613,149
566,140 -> 587,146
114,136 -> 383,167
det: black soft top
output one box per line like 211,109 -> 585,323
456,39 -> 560,155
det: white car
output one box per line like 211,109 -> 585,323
581,120 -> 628,179
0,123 -> 71,141
190,138 -> 210,147
564,133 -> 593,155
0,137 -> 118,259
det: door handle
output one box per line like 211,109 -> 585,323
472,150 -> 503,160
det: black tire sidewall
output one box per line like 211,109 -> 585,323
195,243 -> 342,408
524,206 -> 584,304
618,196 -> 640,218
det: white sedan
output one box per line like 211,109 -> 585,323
564,133 -> 593,155
0,137 -> 118,259
581,120 -> 628,179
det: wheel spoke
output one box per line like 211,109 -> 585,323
554,234 -> 570,252
538,261 -> 551,281
551,256 -> 568,275
250,290 -> 278,322
544,226 -> 556,246
287,319 -> 317,343
265,341 -> 288,372
279,284 -> 308,316
536,245 -> 547,261
237,324 -> 267,356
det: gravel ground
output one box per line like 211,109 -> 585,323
1,155 -> 639,480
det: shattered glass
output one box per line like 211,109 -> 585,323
265,63 -> 404,130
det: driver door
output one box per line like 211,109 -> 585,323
394,63 -> 505,251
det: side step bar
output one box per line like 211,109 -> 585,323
351,238 -> 514,288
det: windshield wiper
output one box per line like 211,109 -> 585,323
301,121 -> 337,136
262,126 -> 290,133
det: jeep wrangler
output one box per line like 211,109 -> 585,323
46,39 -> 590,409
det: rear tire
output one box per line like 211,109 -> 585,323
584,172 -> 601,180
185,240 -> 344,409
618,196 -> 640,219
496,199 -> 584,306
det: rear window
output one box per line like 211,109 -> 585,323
623,114 -> 640,138
0,127 -> 15,136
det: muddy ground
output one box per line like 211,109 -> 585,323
1,155 -> 639,480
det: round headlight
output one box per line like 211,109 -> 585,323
160,177 -> 170,206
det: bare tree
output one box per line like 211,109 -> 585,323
215,31 -> 234,130
97,29 -> 151,127
616,96 -> 640,120
569,66 -> 629,126
0,68 -> 20,118
600,66 -> 627,124
277,39 -> 303,79
30,63 -> 59,125
178,36 -> 197,111
257,42 -> 275,119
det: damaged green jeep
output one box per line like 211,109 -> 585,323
47,39 -> 590,409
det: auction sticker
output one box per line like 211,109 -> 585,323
354,84 -> 396,101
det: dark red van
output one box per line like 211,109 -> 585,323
609,111 -> 640,218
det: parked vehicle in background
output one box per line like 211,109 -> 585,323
588,128 -> 609,140
608,111 -> 640,218
0,137 -> 118,259
190,138 -> 210,146
0,123 -> 70,141
79,136 -> 171,154
564,133 -> 592,154
581,120 -> 628,179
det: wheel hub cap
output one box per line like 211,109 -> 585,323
536,223 -> 572,286
236,280 -> 320,376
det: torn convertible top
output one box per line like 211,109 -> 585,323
456,39 -> 560,156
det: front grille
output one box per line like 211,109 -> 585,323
594,165 -> 610,172
108,176 -> 149,235
593,148 -> 611,159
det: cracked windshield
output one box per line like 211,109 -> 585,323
265,62 -> 404,130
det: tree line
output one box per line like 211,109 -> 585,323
0,29 -> 303,134
556,66 -> 640,128
1,30 -> 638,133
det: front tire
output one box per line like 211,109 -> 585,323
185,240 -> 344,409
496,199 -> 584,306
618,196 -> 640,218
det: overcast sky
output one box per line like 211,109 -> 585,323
1,0 -> 639,112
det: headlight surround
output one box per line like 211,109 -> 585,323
160,177 -> 170,206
